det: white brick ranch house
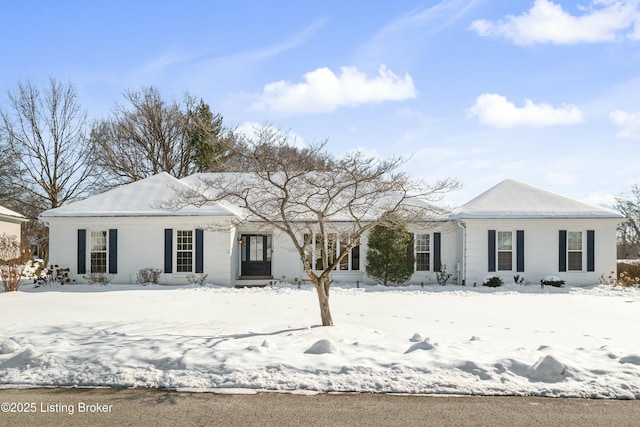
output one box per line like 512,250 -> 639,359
38,173 -> 624,287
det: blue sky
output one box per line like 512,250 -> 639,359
2,0 -> 640,207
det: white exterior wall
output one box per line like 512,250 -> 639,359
264,223 -> 458,286
459,218 -> 620,287
0,218 -> 22,242
271,230 -> 307,283
45,215 -> 620,288
407,223 -> 458,285
45,216 -> 235,286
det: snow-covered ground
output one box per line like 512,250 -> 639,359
1,282 -> 639,399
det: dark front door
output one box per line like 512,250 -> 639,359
241,234 -> 272,277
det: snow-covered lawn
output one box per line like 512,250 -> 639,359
1,282 -> 639,398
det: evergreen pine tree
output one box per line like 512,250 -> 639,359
365,222 -> 415,285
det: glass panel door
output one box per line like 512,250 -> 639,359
240,234 -> 272,277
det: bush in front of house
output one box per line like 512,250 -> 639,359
482,275 -> 503,287
137,268 -> 162,285
436,264 -> 452,286
0,233 -> 32,292
365,221 -> 415,286
541,276 -> 565,287
616,262 -> 640,287
187,273 -> 208,286
82,272 -> 113,285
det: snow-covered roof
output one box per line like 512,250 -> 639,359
181,172 -> 449,222
38,174 -> 624,221
0,205 -> 27,221
451,179 -> 624,220
39,172 -> 242,218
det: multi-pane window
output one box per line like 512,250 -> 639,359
90,231 -> 107,273
497,231 -> 513,271
327,234 -> 337,268
304,233 -> 360,271
351,244 -> 360,271
314,233 -> 324,270
303,233 -> 313,268
415,234 -> 430,271
176,230 -> 193,273
567,231 -> 583,271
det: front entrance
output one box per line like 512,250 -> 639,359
240,234 -> 272,277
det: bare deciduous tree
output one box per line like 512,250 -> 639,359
0,79 -> 94,210
91,86 -> 235,187
615,185 -> 640,258
169,126 -> 459,326
212,124 -> 337,173
91,86 -> 191,186
0,143 -> 21,206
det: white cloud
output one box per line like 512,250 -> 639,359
470,0 -> 640,45
609,109 -> 640,139
251,65 -> 417,114
468,93 -> 584,128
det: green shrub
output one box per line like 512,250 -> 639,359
482,275 -> 503,287
365,222 -> 414,285
541,277 -> 565,287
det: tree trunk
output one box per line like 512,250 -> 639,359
315,277 -> 334,326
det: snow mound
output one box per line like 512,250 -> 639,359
528,355 -> 567,383
619,355 -> 640,365
261,340 -> 277,349
405,339 -> 434,353
246,345 -> 265,353
410,333 -> 424,342
304,339 -> 337,354
469,336 -> 480,341
459,361 -> 491,380
1,339 -> 20,354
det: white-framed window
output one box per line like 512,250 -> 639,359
176,230 -> 194,273
567,231 -> 583,271
304,233 -> 360,271
497,231 -> 513,271
415,233 -> 430,271
90,230 -> 107,273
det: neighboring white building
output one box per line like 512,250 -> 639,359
0,205 -> 27,245
39,174 -> 624,287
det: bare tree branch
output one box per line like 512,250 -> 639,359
0,78 -> 94,210
614,185 -> 640,258
165,125 -> 460,326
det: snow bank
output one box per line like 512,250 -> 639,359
0,283 -> 639,398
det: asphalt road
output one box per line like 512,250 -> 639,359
1,388 -> 639,427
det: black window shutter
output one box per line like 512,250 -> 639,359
516,230 -> 525,272
77,229 -> 86,275
559,230 -> 567,272
108,229 -> 118,274
433,232 -> 442,272
195,229 -> 204,274
587,230 -> 595,272
488,230 -> 496,272
164,229 -> 173,273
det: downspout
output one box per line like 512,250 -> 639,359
457,220 -> 466,285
